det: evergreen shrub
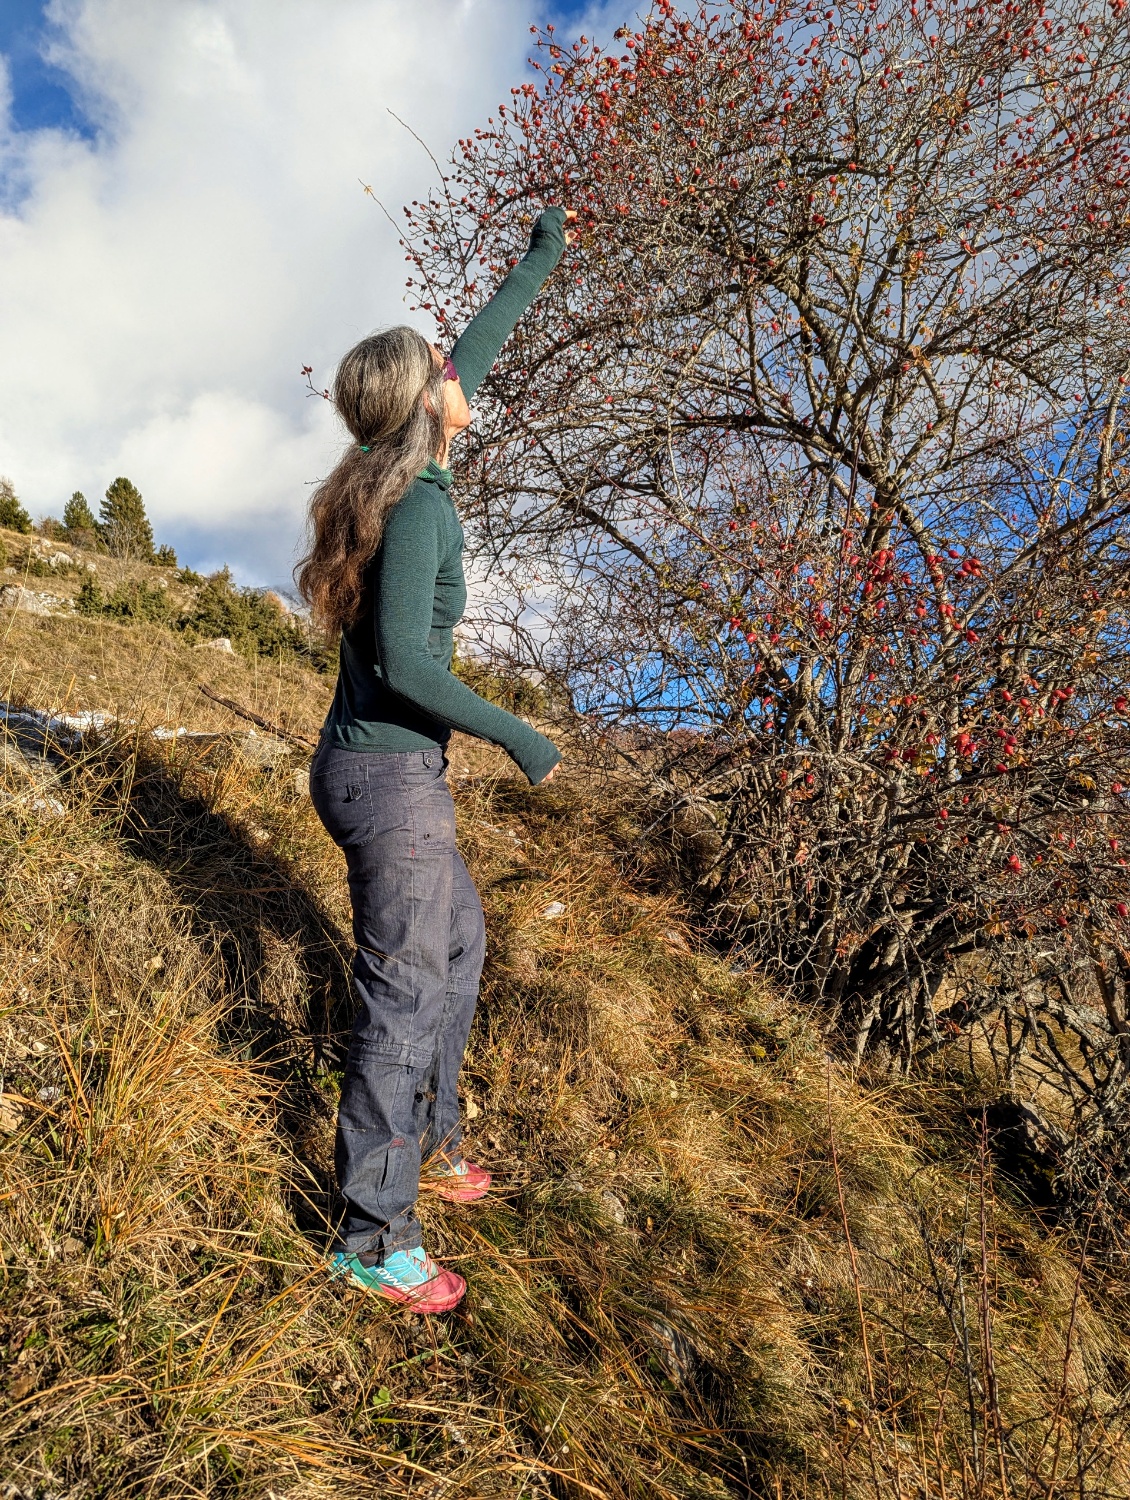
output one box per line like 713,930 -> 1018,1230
0,479 -> 32,535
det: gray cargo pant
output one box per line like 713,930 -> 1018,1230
309,741 -> 486,1259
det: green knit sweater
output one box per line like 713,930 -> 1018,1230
321,208 -> 565,785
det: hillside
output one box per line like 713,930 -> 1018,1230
3,531 -> 1130,1499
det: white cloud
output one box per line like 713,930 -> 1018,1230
0,0 -> 535,586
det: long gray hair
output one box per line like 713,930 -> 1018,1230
295,326 -> 445,634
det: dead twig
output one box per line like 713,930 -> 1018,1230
197,685 -> 317,751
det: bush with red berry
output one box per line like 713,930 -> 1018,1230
406,0 -> 1130,1226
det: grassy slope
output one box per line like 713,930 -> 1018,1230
2,556 -> 1130,1499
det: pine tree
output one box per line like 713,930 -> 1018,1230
99,477 -> 155,562
0,477 -> 32,535
64,491 -> 99,544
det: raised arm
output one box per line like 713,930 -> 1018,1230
374,492 -> 561,784
449,208 -> 569,401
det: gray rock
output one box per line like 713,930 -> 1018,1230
1,742 -> 66,818
0,704 -> 88,819
2,703 -> 110,755
643,1317 -> 698,1387
235,730 -> 290,767
600,1190 -> 627,1225
0,1095 -> 24,1132
1,742 -> 37,782
29,795 -> 67,819
0,585 -> 70,615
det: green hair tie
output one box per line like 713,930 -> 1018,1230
359,445 -> 371,452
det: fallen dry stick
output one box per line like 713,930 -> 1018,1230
197,685 -> 317,751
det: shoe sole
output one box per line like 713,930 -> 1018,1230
336,1264 -> 466,1314
430,1181 -> 490,1202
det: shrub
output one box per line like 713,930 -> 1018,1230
103,579 -> 173,623
75,576 -> 171,622
69,561 -> 332,670
74,576 -> 105,616
412,0 -> 1130,1225
0,478 -> 32,534
155,544 -> 178,568
454,652 -> 548,718
177,565 -> 204,586
187,568 -> 284,650
37,516 -> 67,541
183,568 -> 329,668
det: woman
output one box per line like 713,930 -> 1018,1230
297,206 -> 575,1314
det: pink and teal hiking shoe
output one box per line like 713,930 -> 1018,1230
428,1158 -> 492,1203
328,1246 -> 465,1313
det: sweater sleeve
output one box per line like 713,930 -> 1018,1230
449,208 -> 568,401
374,492 -> 561,785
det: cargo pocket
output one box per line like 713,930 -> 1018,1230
405,754 -> 457,855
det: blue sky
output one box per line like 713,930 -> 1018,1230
0,1 -> 92,138
0,0 -> 634,586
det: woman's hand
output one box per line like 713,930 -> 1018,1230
541,762 -> 562,785
562,208 -> 579,246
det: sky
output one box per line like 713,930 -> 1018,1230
0,0 -> 630,589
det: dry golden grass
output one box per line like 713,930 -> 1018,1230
3,604 -> 1130,1498
0,600 -> 329,747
